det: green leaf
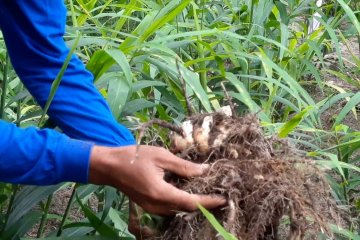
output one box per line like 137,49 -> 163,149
329,224 -> 360,240
198,204 -> 238,240
146,56 -> 212,112
104,49 -> 132,84
107,73 -> 131,119
100,187 -> 118,223
317,157 -> 360,179
56,226 -> 94,237
86,50 -> 115,81
39,34 -> 81,126
121,0 -> 192,50
226,73 -> 270,122
278,106 -> 313,138
76,195 -> 118,237
108,208 -> 134,238
6,184 -> 64,228
332,92 -> 360,128
226,72 -> 261,112
336,0 -> 360,35
122,99 -> 156,115
2,211 -> 42,239
131,80 -> 166,92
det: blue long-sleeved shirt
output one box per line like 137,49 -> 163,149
0,1 -> 135,185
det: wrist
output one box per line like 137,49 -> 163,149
88,146 -> 112,185
88,145 -> 136,186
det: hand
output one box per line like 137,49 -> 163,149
88,145 -> 226,215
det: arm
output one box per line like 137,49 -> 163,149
0,120 -> 92,185
0,0 -> 134,147
0,0 -> 225,213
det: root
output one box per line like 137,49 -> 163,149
220,81 -> 235,116
137,119 -> 183,145
134,119 -> 183,163
226,199 -> 236,235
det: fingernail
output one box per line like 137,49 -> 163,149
214,195 -> 227,205
200,164 -> 210,173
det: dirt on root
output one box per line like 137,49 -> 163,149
140,112 -> 343,240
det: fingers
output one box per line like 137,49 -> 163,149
162,152 -> 210,178
191,194 -> 227,210
176,192 -> 227,212
144,182 -> 226,215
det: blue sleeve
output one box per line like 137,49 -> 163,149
0,1 -> 135,184
0,121 -> 93,185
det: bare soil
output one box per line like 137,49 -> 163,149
311,37 -> 360,131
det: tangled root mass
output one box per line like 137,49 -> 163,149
142,110 -> 341,240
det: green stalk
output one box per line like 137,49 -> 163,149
191,2 -> 207,90
97,190 -> 104,212
2,185 -> 18,234
57,184 -> 78,236
117,192 -> 126,211
0,53 -> 9,119
249,0 -> 254,30
68,0 -> 78,29
358,34 -> 360,58
16,85 -> 23,126
16,101 -> 21,126
36,194 -> 53,238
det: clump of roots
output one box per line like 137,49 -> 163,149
137,109 -> 342,240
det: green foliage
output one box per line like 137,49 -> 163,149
0,0 -> 360,238
198,204 -> 238,240
278,106 -> 313,138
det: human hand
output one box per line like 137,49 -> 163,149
88,145 -> 226,215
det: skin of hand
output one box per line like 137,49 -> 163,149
89,145 -> 226,215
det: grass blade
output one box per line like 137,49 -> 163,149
279,106 -> 313,138
198,204 -> 238,240
38,34 -> 81,126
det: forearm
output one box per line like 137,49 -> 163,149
0,120 -> 93,185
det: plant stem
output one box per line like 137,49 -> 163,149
15,84 -> 23,126
358,34 -> 360,59
0,53 -> 9,120
118,192 -> 126,211
57,184 -> 77,236
97,190 -> 104,212
37,194 -> 53,238
191,2 -> 207,90
249,0 -> 254,29
68,0 -> 78,29
2,184 -> 19,233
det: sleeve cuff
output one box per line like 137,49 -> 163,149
56,137 -> 94,184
